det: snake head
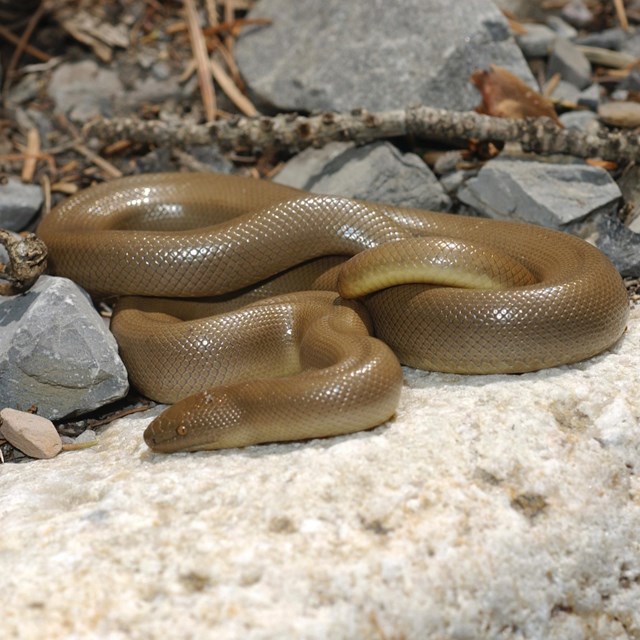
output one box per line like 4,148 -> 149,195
143,388 -> 247,453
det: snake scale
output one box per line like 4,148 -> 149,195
37,172 -> 629,452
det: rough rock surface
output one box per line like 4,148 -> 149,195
0,275 -> 128,419
547,37 -> 592,89
236,0 -> 535,113
275,141 -> 452,210
457,158 -> 621,228
48,60 -> 123,122
595,215 -> 640,277
0,178 -> 43,231
2,307 -> 638,639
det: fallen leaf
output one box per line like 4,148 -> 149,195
471,64 -> 562,125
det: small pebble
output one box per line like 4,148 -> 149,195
0,408 -> 62,459
598,101 -> 640,128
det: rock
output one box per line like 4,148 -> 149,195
0,275 -> 129,420
616,67 -> 640,93
48,60 -> 123,123
559,109 -> 598,130
598,101 -> 640,128
576,83 -> 600,110
1,306 -> 638,637
236,0 -> 535,113
274,142 -> 355,187
575,26 -> 626,50
546,16 -> 579,40
118,75 -> 183,109
594,214 -> 640,276
457,158 -> 621,228
621,31 -> 640,59
560,0 -> 594,28
74,429 -> 97,445
621,165 -> 640,235
0,408 -> 61,459
547,37 -> 592,89
275,142 -> 452,211
550,79 -> 581,104
0,178 -> 43,231
491,0 -> 548,21
516,23 -> 556,58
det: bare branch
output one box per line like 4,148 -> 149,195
85,106 -> 640,164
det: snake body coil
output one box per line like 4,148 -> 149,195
37,173 -> 629,452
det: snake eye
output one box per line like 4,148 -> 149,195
176,424 -> 188,437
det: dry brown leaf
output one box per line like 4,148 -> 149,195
471,64 -> 562,126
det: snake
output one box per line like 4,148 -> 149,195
37,172 -> 629,453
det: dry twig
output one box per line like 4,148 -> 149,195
1,0 -> 47,104
613,0 -> 630,31
184,0 -> 217,121
86,105 -> 640,164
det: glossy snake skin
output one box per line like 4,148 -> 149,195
37,173 -> 629,452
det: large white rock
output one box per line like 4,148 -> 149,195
2,307 -> 639,639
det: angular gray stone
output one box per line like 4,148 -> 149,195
275,141 -> 451,211
0,275 -> 129,420
457,158 -> 621,228
274,142 -> 355,187
559,109 -> 598,130
516,23 -> 556,58
547,37 -> 592,89
546,16 -> 579,40
576,27 -> 626,50
594,214 -> 640,277
577,83 -> 600,110
236,0 -> 535,113
550,79 -> 580,104
560,0 -> 594,28
48,60 -> 123,123
0,178 -> 43,231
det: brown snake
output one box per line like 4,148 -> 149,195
37,172 -> 629,452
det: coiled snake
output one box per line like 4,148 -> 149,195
37,173 -> 629,452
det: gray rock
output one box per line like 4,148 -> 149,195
621,32 -> 640,59
236,0 -> 534,113
550,79 -> 581,103
561,0 -> 594,28
594,214 -> 640,277
492,0 -> 547,20
577,83 -> 601,110
0,178 -> 43,231
616,68 -> 640,93
516,23 -> 556,58
457,158 -> 621,228
48,60 -> 123,123
617,164 -> 640,221
575,27 -> 626,50
275,142 -> 452,211
546,16 -> 579,40
547,37 -> 592,89
274,142 -> 355,188
118,76 -> 182,109
0,275 -> 129,420
559,109 -> 598,130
